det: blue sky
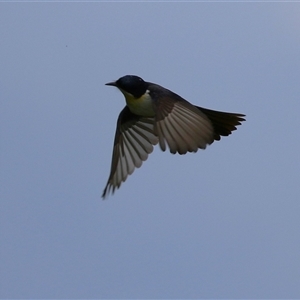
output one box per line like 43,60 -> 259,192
1,3 -> 300,298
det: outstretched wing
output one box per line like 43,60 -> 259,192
152,92 -> 215,154
149,84 -> 245,155
102,106 -> 158,198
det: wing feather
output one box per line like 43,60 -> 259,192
153,94 -> 214,154
102,107 -> 158,198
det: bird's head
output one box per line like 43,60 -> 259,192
106,75 -> 148,99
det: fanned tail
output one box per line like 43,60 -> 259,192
197,107 -> 246,142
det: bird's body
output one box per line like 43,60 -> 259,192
102,75 -> 245,198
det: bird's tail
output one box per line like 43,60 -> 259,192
197,107 -> 246,142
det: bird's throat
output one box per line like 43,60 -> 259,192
124,91 -> 155,117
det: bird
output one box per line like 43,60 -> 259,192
102,75 -> 245,198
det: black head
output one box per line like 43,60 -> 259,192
106,75 -> 148,98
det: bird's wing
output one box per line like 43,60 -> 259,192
153,94 -> 215,154
102,106 -> 158,198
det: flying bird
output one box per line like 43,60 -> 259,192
102,75 -> 245,198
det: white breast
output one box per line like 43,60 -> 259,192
126,90 -> 155,117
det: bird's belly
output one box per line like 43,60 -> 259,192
126,93 -> 155,117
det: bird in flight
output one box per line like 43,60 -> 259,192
102,75 -> 245,198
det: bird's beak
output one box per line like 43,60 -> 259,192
105,81 -> 117,87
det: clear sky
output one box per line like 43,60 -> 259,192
1,2 -> 300,299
